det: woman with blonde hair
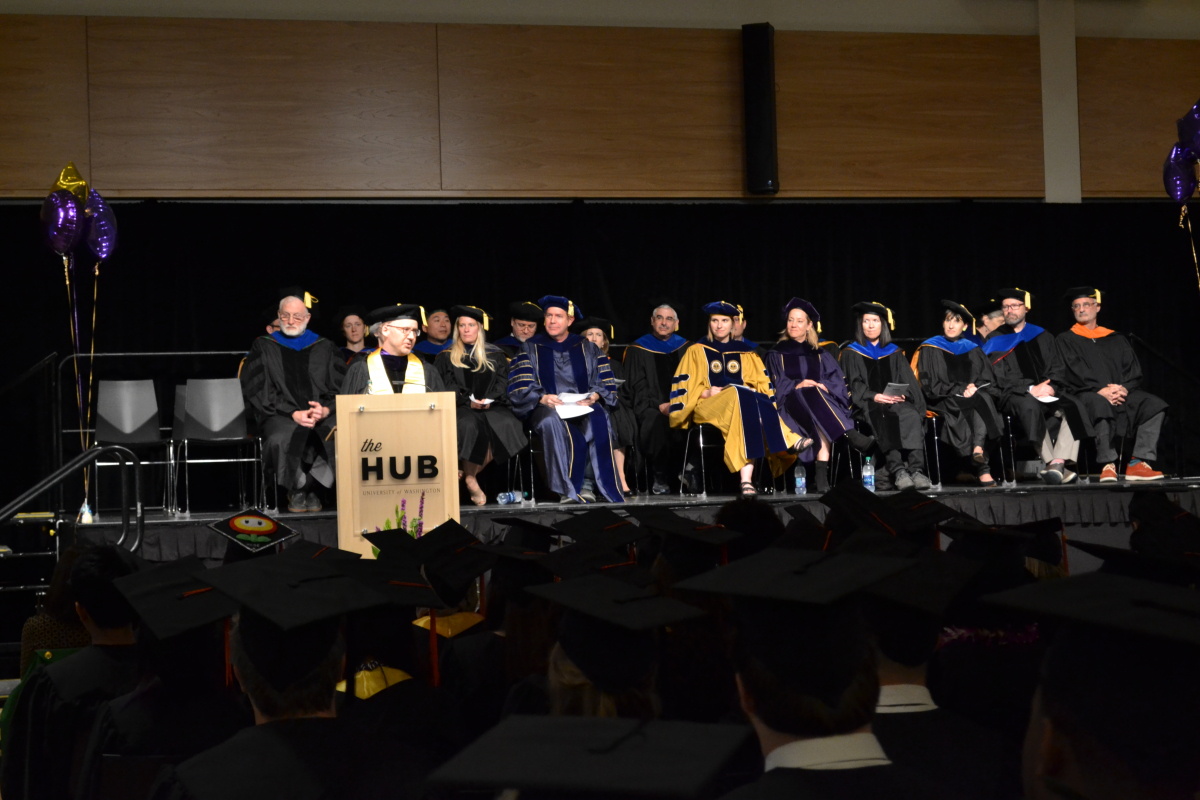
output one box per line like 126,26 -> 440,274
767,298 -> 873,493
435,306 -> 527,505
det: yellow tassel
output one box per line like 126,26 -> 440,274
1094,290 -> 1101,305
567,301 -> 574,317
817,321 -> 822,334
419,306 -> 427,327
303,291 -> 318,309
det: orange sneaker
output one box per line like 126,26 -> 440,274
1125,460 -> 1164,482
1099,464 -> 1118,482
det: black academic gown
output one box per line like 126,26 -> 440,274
623,334 -> 690,473
336,676 -> 458,762
412,339 -> 451,365
1054,328 -> 1168,438
0,644 -> 141,800
434,345 -> 528,463
911,340 -> 1003,456
147,717 -> 436,800
608,357 -> 638,449
240,334 -> 346,492
75,678 -> 252,800
719,763 -> 946,800
841,344 -> 926,452
492,335 -> 528,360
873,707 -> 1012,800
437,631 -> 512,745
341,350 -> 447,395
983,325 -> 1091,446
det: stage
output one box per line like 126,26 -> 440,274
72,479 -> 1200,574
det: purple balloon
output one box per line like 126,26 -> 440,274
1178,99 -> 1200,159
84,189 -> 118,262
1163,143 -> 1198,204
40,189 -> 83,255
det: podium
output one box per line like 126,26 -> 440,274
335,392 -> 459,557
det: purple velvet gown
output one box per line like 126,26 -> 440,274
766,339 -> 856,464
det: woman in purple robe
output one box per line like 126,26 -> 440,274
767,298 -> 874,493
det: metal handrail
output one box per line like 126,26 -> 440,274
0,445 -> 144,552
1129,333 -> 1200,391
0,353 -> 56,400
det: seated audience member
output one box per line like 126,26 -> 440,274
75,557 -> 251,800
240,291 -> 345,513
911,300 -> 1003,486
623,303 -> 691,495
1,546 -> 142,800
332,305 -> 370,361
18,543 -> 91,677
413,307 -> 453,364
149,557 -> 435,800
434,305 -> 527,506
577,317 -> 636,497
988,574 -> 1200,800
1055,287 -> 1167,482
494,301 -> 543,358
975,303 -> 1005,342
841,302 -> 930,491
983,288 -> 1091,485
670,302 -> 800,497
507,295 -> 624,504
343,304 -> 447,395
767,298 -> 874,493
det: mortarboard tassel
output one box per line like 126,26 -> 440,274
303,291 -> 318,309
1060,522 -> 1070,576
428,608 -> 440,687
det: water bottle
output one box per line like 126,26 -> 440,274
793,465 -> 807,495
862,457 -> 876,493
496,491 -> 526,505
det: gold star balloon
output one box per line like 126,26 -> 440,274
50,161 -> 88,202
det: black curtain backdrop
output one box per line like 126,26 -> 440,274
4,198 -> 1200,493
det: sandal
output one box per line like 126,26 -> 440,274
972,450 -> 988,465
740,482 -> 757,497
794,437 -> 814,454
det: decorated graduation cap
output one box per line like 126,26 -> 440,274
573,316 -> 615,341
207,510 -> 298,554
1063,286 -> 1102,305
113,556 -> 238,641
782,297 -> 822,333
449,304 -> 490,331
851,300 -> 895,330
527,574 -> 704,693
508,300 -> 543,322
537,295 -> 578,318
279,539 -> 362,562
365,303 -> 426,327
701,301 -> 739,318
200,556 -> 387,691
428,715 -> 752,799
993,287 -> 1033,309
941,299 -> 977,334
277,285 -> 320,318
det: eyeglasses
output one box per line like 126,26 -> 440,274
1071,302 -> 1097,310
1001,304 -> 1025,311
278,312 -> 309,322
384,325 -> 418,338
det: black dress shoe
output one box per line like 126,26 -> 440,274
845,430 -> 876,453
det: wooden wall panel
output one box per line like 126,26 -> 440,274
1078,38 -> 1200,198
87,17 -> 440,196
0,16 -> 90,197
437,24 -> 745,194
774,32 -> 1044,197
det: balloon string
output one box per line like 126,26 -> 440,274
84,263 -> 99,452
1181,205 -> 1200,298
64,254 -> 89,504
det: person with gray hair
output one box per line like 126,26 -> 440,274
240,289 -> 346,513
342,304 -> 446,396
623,303 -> 690,494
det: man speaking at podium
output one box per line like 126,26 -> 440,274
343,304 -> 447,395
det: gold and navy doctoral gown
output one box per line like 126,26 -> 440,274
669,338 -> 798,476
507,333 -> 624,503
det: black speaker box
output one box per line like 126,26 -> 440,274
741,22 -> 779,195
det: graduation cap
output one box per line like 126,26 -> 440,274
574,317 -> 616,342
207,509 -> 298,554
624,506 -> 742,546
773,504 -> 829,550
330,305 -> 367,333
851,301 -> 894,330
427,715 -> 752,799
701,301 -> 739,318
1065,539 -> 1200,587
552,508 -> 637,543
508,300 -> 543,323
941,299 -> 977,334
527,575 -> 704,694
201,556 -> 387,691
1063,287 -> 1102,305
391,520 -> 498,607
538,295 -> 578,318
994,287 -> 1033,310
782,297 -> 822,333
277,285 -> 320,318
940,518 -> 1063,567
538,528 -> 647,580
886,488 -> 962,529
334,554 -> 448,609
674,548 -> 912,605
365,303 -> 426,328
819,483 -> 949,545
1127,491 -> 1200,559
279,539 -> 362,562
449,304 -> 491,332
113,556 -> 238,641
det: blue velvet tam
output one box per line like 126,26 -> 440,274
538,296 -> 579,318
701,301 -> 739,318
782,297 -> 820,327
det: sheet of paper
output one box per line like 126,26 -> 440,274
882,382 -> 910,398
555,392 -> 594,419
1035,395 -> 1059,404
469,395 -> 494,405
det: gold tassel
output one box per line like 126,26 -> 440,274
303,291 -> 318,309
